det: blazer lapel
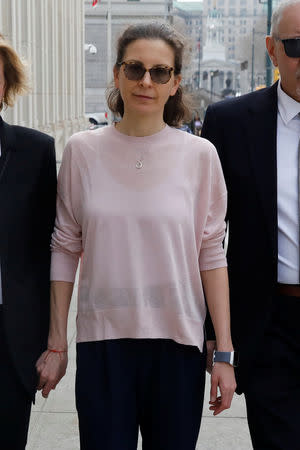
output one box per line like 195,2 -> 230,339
245,83 -> 278,260
0,117 -> 16,184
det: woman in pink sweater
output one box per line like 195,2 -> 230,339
37,23 -> 236,449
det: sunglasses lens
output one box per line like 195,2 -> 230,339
283,39 -> 300,57
150,67 -> 172,84
122,62 -> 173,84
124,63 -> 145,80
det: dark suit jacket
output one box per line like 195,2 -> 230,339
0,117 -> 57,399
201,83 -> 278,393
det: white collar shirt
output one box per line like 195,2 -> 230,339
277,82 -> 300,284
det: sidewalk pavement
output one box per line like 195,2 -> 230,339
27,281 -> 252,450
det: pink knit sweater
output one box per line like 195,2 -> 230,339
51,124 -> 227,350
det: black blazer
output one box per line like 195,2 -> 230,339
0,117 -> 57,399
201,83 -> 278,392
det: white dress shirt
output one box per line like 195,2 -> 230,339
277,82 -> 300,283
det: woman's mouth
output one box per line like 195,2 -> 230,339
134,94 -> 153,100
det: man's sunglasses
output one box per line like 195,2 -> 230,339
117,61 -> 174,84
276,37 -> 300,58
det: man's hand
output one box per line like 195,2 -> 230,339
206,340 -> 216,374
209,362 -> 237,415
36,350 -> 68,398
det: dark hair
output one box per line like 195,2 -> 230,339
0,34 -> 29,111
106,22 -> 193,127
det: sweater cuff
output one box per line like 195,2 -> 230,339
50,251 -> 80,282
199,252 -> 227,271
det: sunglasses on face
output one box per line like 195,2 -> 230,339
276,37 -> 300,58
117,61 -> 174,84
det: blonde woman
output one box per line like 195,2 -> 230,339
0,35 -> 56,450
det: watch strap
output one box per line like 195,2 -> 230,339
213,350 -> 239,367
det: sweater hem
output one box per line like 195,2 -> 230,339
75,307 -> 205,352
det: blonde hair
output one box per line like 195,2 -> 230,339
0,34 -> 29,111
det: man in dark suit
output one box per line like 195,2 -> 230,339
0,36 -> 57,450
201,1 -> 300,448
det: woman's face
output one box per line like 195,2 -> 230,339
114,38 -> 181,118
0,57 -> 5,103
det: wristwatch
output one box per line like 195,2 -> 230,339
213,350 -> 239,367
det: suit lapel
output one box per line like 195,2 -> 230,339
0,118 -> 17,262
245,83 -> 278,259
0,117 -> 16,184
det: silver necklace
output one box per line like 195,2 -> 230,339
135,158 -> 143,169
135,148 -> 149,170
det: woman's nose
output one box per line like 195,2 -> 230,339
139,70 -> 152,86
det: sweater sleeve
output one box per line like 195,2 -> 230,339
50,138 -> 83,282
199,145 -> 227,271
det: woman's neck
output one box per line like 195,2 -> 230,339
115,113 -> 166,137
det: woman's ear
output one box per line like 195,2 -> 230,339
113,66 -> 120,89
170,74 -> 182,97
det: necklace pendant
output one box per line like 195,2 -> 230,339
136,160 -> 143,169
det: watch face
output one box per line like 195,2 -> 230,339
233,352 -> 239,367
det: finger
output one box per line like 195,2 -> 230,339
37,370 -> 49,390
209,395 -> 221,405
42,380 -> 56,398
213,391 -> 234,415
209,397 -> 221,411
210,377 -> 218,403
37,379 -> 44,391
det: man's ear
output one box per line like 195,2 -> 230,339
266,36 -> 279,67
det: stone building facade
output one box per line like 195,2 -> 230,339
0,0 -> 86,160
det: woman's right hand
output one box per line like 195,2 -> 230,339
36,349 -> 68,398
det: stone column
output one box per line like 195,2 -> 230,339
0,0 -> 86,160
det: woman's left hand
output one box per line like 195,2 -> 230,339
209,362 -> 237,415
36,349 -> 68,398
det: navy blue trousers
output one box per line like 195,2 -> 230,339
76,338 -> 206,450
244,294 -> 300,450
